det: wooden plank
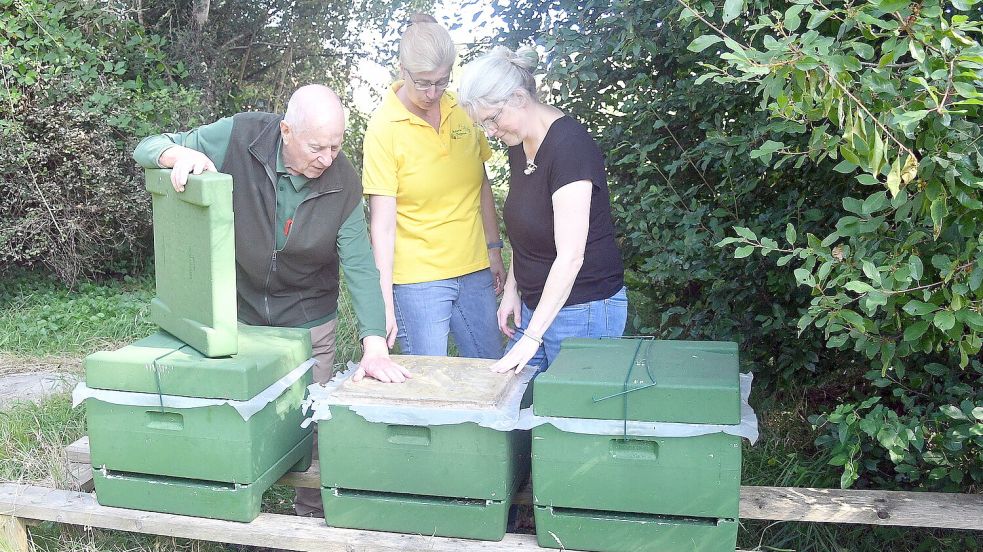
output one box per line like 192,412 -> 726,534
66,437 -> 983,530
0,484 -> 546,552
277,468 -> 319,489
0,514 -> 30,552
67,463 -> 95,493
0,483 -> 749,552
65,436 -> 88,464
739,486 -> 983,530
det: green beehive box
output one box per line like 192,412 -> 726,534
317,356 -> 529,541
146,169 -> 237,358
531,338 -> 742,552
84,325 -> 314,521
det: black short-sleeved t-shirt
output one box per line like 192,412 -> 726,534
502,115 -> 624,309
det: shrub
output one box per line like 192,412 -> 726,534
484,0 -> 983,490
0,0 -> 204,283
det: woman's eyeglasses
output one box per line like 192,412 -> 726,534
405,71 -> 451,92
479,105 -> 506,133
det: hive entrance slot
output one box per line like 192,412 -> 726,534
102,469 -> 241,490
334,488 -> 493,507
548,505 -> 731,527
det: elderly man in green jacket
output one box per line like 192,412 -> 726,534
133,84 -> 411,516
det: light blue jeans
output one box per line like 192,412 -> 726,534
393,268 -> 503,359
507,286 -> 629,372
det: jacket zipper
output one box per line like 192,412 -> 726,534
262,186 -> 341,326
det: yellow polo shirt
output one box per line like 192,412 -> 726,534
362,83 -> 492,284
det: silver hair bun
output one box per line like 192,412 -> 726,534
490,45 -> 538,73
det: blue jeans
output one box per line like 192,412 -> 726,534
507,286 -> 628,372
393,268 -> 503,359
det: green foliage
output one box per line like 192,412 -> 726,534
0,271 -> 155,355
0,0 -> 206,283
684,0 -> 983,489
484,0 -> 983,491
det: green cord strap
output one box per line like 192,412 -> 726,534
591,337 -> 657,440
149,346 -> 190,412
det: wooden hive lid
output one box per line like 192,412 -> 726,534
331,355 -> 520,410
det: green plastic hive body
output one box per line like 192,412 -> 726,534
321,488 -> 512,541
533,338 -> 740,424
146,169 -> 237,358
317,355 -> 530,540
85,325 -> 313,521
320,408 -> 529,499
531,338 -> 742,552
532,426 -> 741,518
534,506 -> 738,552
91,433 -> 312,522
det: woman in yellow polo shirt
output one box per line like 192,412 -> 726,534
362,15 -> 505,358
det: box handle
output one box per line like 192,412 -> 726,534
609,438 -> 658,460
386,425 -> 431,446
145,410 -> 184,431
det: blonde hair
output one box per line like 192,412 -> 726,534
457,46 -> 539,120
398,15 -> 456,74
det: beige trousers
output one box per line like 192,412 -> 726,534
293,318 -> 337,517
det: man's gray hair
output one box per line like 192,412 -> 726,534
283,85 -> 342,132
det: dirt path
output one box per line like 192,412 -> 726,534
0,353 -> 81,407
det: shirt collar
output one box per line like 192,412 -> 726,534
380,81 -> 458,127
275,136 -> 310,192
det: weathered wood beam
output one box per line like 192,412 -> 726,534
739,485 -> 983,530
65,437 -> 983,530
6,484 -> 710,552
0,514 -> 30,552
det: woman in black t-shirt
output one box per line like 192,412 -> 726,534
458,46 -> 627,374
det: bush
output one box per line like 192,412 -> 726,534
0,0 -> 205,283
484,0 -> 983,490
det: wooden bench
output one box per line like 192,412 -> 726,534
1,436 -> 980,551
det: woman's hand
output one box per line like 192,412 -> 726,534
490,334 -> 539,374
488,248 -> 506,295
497,286 -> 521,338
383,304 -> 398,349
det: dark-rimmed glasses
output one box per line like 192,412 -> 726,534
479,105 -> 506,133
405,70 -> 451,92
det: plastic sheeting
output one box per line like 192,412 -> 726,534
305,362 -> 758,443
72,358 -> 316,421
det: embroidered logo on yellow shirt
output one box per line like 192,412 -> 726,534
451,125 -> 471,139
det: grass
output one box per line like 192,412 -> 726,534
0,272 -> 156,356
2,270 -> 981,551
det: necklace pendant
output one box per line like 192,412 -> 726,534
524,160 -> 537,175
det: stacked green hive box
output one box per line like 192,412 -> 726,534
532,338 -> 742,552
85,325 -> 314,522
81,169 -> 314,522
316,356 -> 530,541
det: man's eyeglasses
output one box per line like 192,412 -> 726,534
405,70 -> 451,92
479,105 -> 506,133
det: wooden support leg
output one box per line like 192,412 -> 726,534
0,514 -> 30,552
